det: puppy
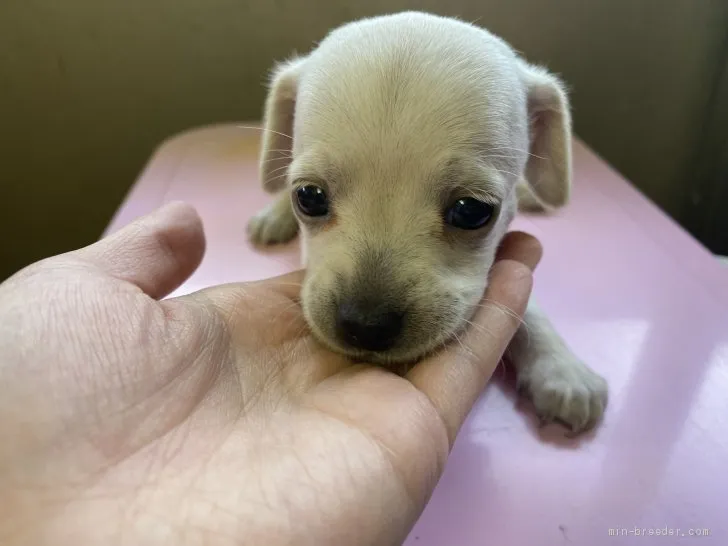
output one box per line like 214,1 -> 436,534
247,11 -> 607,434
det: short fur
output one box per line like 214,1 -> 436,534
248,12 -> 607,433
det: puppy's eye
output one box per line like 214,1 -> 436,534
445,197 -> 494,230
295,185 -> 329,217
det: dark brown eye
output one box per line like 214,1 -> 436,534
295,185 -> 329,217
444,198 -> 494,230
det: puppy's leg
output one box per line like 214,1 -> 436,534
509,299 -> 608,434
247,192 -> 299,245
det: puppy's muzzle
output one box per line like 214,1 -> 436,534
336,300 -> 405,352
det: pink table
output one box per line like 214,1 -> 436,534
106,124 -> 728,545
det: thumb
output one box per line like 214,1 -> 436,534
72,202 -> 206,299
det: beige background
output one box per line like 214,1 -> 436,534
1,0 -> 727,279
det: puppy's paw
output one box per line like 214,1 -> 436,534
247,199 -> 299,245
518,355 -> 608,435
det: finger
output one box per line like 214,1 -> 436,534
73,201 -> 205,299
495,230 -> 543,269
407,232 -> 542,445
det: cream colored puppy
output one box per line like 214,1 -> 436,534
247,11 -> 607,433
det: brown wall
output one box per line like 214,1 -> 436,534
1,0 -> 727,279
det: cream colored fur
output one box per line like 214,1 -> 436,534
247,12 -> 607,434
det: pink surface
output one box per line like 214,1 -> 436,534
106,124 -> 728,545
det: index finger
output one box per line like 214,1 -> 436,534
406,232 -> 542,445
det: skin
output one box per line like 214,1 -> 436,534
0,202 -> 540,546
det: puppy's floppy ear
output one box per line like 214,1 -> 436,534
516,62 -> 573,211
259,56 -> 307,193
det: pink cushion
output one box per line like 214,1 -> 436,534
106,124 -> 728,545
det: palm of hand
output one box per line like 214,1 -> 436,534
0,203 -> 536,546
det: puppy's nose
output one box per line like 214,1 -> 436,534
336,302 -> 404,352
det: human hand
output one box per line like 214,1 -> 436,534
0,203 -> 540,546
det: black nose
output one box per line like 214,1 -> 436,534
336,302 -> 404,352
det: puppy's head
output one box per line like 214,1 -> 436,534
259,12 -> 572,365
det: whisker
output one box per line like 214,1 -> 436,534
297,323 -> 313,343
491,168 -> 522,179
269,300 -> 301,325
235,124 -> 293,141
474,299 -> 531,347
461,317 -> 498,339
475,300 -> 526,325
482,154 -> 521,160
282,312 -> 309,338
262,172 -> 291,185
260,156 -> 292,166
492,303 -> 525,327
265,163 -> 293,177
488,146 -> 547,161
452,331 -> 474,359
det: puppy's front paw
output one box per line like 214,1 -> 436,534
247,198 -> 299,245
519,355 -> 608,435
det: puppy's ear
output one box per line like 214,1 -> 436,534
517,63 -> 573,211
259,56 -> 307,193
